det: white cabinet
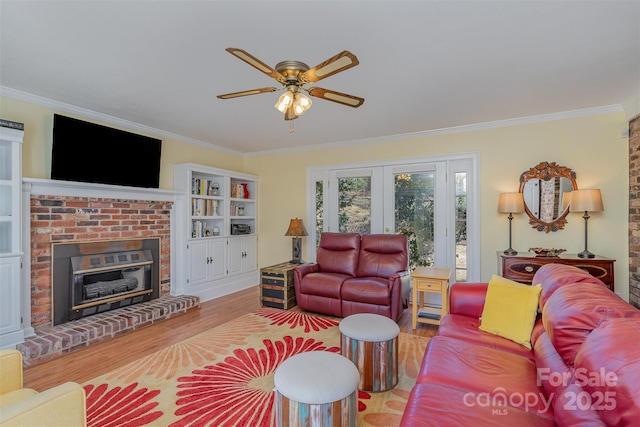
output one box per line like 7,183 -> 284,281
174,163 -> 258,302
188,238 -> 227,286
228,235 -> 257,276
0,120 -> 24,348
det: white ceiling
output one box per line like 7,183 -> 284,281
1,1 -> 639,155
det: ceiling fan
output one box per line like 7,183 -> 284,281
217,48 -> 364,126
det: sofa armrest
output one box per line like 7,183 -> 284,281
0,382 -> 87,427
293,263 -> 319,283
0,350 -> 23,395
397,271 -> 411,308
448,282 -> 488,319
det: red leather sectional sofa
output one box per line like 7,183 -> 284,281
293,232 -> 410,322
401,263 -> 640,426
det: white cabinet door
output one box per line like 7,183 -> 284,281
209,238 -> 227,281
227,235 -> 257,276
188,240 -> 209,287
243,235 -> 257,274
227,237 -> 244,276
0,256 -> 21,341
189,238 -> 228,286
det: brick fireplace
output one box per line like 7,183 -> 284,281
630,115 -> 640,309
29,194 -> 173,329
15,179 -> 200,366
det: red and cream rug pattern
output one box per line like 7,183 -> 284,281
82,308 -> 429,426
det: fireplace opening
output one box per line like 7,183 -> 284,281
52,238 -> 160,326
69,249 -> 154,321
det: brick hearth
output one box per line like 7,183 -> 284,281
17,295 -> 200,367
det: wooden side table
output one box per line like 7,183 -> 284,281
411,267 -> 451,329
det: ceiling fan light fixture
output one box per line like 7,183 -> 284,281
274,91 -> 294,113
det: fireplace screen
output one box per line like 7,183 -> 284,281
51,238 -> 160,326
70,250 -> 153,312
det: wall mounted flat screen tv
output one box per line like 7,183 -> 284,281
51,114 -> 162,188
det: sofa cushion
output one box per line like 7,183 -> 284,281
400,382 -> 556,427
573,318 -> 640,426
479,275 -> 541,349
533,263 -> 606,309
356,234 -> 407,278
438,314 -> 535,359
543,282 -> 640,366
534,331 -> 573,401
315,232 -> 361,277
298,272 -> 348,298
341,277 -> 390,305
416,336 -> 553,418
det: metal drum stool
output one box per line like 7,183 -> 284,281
274,351 -> 360,426
339,313 -> 400,392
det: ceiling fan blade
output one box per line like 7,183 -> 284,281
300,51 -> 360,84
225,48 -> 286,83
307,87 -> 364,108
217,87 -> 278,99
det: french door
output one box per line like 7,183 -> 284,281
308,154 -> 477,281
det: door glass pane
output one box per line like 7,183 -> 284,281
455,172 -> 468,281
338,176 -> 371,233
395,172 -> 434,270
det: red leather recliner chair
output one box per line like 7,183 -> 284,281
293,232 -> 409,321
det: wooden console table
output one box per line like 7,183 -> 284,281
499,252 -> 615,292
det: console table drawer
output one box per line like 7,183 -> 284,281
499,253 -> 615,292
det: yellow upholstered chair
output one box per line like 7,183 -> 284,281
0,349 -> 86,426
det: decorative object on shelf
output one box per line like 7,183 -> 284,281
284,218 -> 308,264
211,182 -> 219,196
528,247 -> 566,257
498,192 -> 525,255
242,183 -> 249,199
213,226 -> 220,236
570,189 -> 604,258
519,161 -> 577,232
238,204 -> 245,216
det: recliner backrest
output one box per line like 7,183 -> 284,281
356,234 -> 408,278
316,232 -> 361,277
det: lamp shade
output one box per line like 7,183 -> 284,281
497,193 -> 525,213
570,189 -> 603,213
285,218 -> 308,237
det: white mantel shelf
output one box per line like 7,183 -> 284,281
23,177 -> 182,201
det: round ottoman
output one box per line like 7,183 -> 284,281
339,313 -> 400,392
273,351 -> 360,427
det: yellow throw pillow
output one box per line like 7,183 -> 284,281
479,274 -> 542,349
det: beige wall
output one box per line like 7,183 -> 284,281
246,112 -> 630,300
2,96 -> 630,300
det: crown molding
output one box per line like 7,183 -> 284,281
2,86 -> 625,158
245,104 -> 625,157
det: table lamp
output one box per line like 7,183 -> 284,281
497,192 -> 525,255
569,189 -> 603,258
285,218 -> 308,264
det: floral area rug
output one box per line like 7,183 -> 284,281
82,307 -> 429,427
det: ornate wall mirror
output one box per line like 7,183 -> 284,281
519,161 -> 577,232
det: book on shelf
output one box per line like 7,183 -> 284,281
192,177 -> 219,196
192,198 -> 218,216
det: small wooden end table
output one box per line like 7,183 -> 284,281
411,267 -> 451,329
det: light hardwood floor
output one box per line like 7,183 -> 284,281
24,286 -> 438,391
